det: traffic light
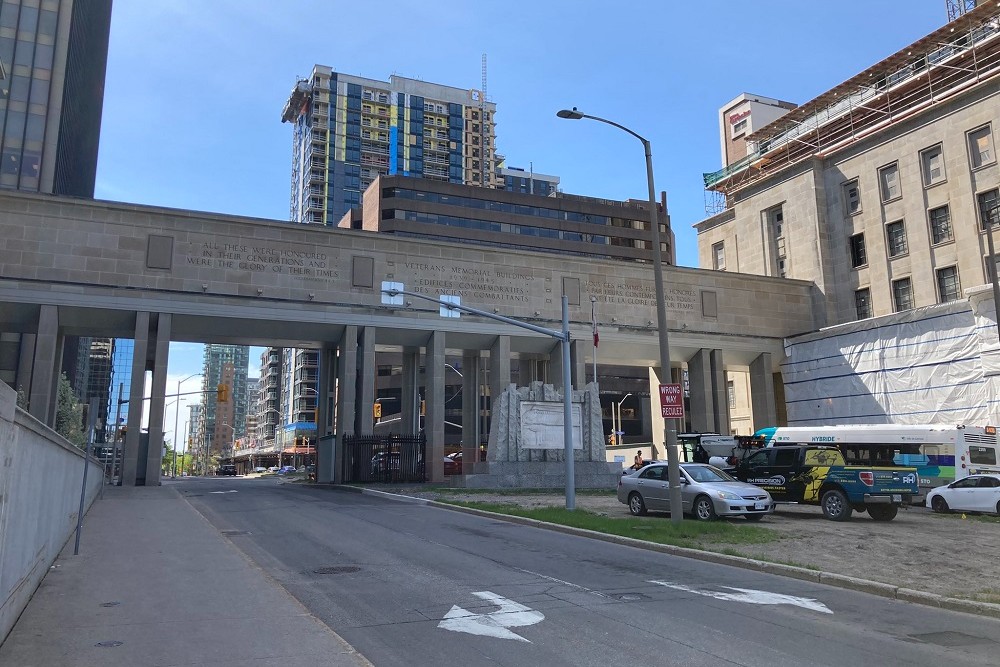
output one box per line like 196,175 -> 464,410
420,400 -> 425,416
373,402 -> 382,419
217,383 -> 229,403
608,433 -> 616,446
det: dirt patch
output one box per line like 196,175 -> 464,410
393,488 -> 1000,601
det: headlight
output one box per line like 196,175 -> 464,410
715,490 -> 742,500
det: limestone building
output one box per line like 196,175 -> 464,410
696,4 -> 1000,328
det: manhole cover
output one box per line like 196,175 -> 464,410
220,530 -> 249,536
99,602 -> 120,608
95,640 -> 123,648
313,566 -> 361,575
910,631 -> 994,647
617,593 -> 648,601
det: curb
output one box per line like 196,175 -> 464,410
331,484 -> 1000,619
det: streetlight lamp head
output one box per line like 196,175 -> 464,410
557,108 -> 584,120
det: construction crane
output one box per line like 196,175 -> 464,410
946,0 -> 979,22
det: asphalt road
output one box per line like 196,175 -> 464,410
181,477 -> 1000,667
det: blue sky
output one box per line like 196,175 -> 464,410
96,1 -> 949,439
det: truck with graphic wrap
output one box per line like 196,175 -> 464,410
732,445 -> 918,521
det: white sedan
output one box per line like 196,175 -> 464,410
926,474 -> 1000,514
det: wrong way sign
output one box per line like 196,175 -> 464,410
658,383 -> 684,419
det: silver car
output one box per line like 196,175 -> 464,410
617,462 -> 775,521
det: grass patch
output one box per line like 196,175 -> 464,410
954,588 -> 1000,604
714,547 -> 819,570
443,501 -> 780,549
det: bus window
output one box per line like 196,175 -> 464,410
969,446 -> 998,466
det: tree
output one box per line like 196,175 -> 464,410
54,372 -> 85,447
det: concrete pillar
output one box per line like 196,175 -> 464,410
461,350 -> 481,473
123,312 -> 150,486
710,349 -> 730,436
488,336 -> 511,449
144,313 -> 171,486
569,339 -> 587,390
750,352 -> 777,432
15,333 -> 34,401
336,326 -> 358,439
426,330 -> 445,483
401,347 -> 420,435
317,343 -> 337,484
687,349 -> 713,433
28,305 -> 59,426
518,355 -> 544,385
355,326 -> 376,435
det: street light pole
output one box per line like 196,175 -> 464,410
616,392 -> 632,446
558,107 -> 683,523
172,373 -> 202,478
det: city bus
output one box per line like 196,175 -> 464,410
753,424 -> 1000,498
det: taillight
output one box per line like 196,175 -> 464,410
859,471 -> 874,486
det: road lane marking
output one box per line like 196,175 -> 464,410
650,581 -> 833,614
438,591 -> 545,642
209,490 -> 238,494
513,567 -> 609,598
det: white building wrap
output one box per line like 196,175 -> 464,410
781,285 -> 1000,427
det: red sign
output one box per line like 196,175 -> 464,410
658,383 -> 684,419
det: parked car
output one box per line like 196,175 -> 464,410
253,467 -> 267,473
277,465 -> 297,475
218,464 -> 237,476
267,466 -> 279,473
444,452 -> 462,475
926,474 -> 1000,514
617,462 -> 774,521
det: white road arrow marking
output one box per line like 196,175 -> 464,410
438,591 -> 545,642
650,581 -> 833,614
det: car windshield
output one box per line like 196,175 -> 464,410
684,465 -> 736,483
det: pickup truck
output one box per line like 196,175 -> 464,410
732,445 -> 918,521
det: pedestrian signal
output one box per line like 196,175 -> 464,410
373,403 -> 382,419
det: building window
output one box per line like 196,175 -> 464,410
849,233 -> 867,268
978,189 -> 1000,231
920,144 -> 946,186
937,266 -> 960,302
855,288 -> 872,320
968,125 -> 995,169
842,179 -> 861,215
985,253 -> 1000,283
878,163 -> 901,201
885,220 -> 908,257
892,278 -> 914,312
929,205 -> 953,244
712,241 -> 726,270
727,380 -> 735,409
732,118 -> 747,135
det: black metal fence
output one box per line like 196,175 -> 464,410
342,433 -> 426,483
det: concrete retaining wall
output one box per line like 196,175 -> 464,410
0,382 -> 103,645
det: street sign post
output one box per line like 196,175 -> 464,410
658,383 -> 684,419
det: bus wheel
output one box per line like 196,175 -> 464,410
867,504 -> 898,521
931,496 -> 950,513
821,489 -> 853,521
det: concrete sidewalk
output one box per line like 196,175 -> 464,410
0,484 -> 371,667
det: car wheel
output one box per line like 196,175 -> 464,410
693,495 -> 717,521
996,500 -> 1000,516
930,495 -> 950,513
744,513 -> 765,522
628,492 -> 647,516
867,504 -> 898,521
820,489 -> 853,521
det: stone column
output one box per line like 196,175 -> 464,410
487,336 -> 511,458
14,334 -> 34,402
336,326 -> 358,439
28,305 -> 59,426
710,349 -> 730,436
750,352 -> 777,432
401,347 -> 420,435
461,350 -> 481,473
122,312 -> 150,486
426,330 -> 445,483
569,339 -> 587,390
144,313 -> 171,486
687,349 -> 713,433
355,326 -> 376,435
317,343 -> 337,484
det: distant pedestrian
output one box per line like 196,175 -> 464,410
631,450 -> 645,470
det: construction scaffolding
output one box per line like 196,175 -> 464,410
704,4 -> 1000,201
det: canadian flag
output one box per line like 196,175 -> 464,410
591,301 -> 599,348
